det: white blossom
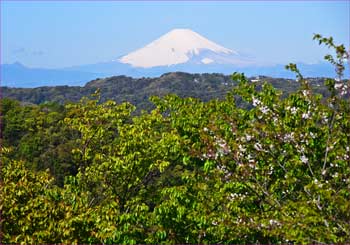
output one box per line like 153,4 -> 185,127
260,106 -> 269,114
283,132 -> 295,142
334,83 -> 342,89
252,97 -> 261,106
254,142 -> 263,151
302,112 -> 311,119
246,134 -> 252,141
300,155 -> 308,164
290,107 -> 297,114
273,116 -> 278,124
302,90 -> 310,97
247,154 -> 254,163
249,163 -> 257,169
269,219 -> 280,226
341,84 -> 348,96
309,132 -> 315,139
238,144 -> 246,153
322,112 -> 329,123
314,178 -> 323,188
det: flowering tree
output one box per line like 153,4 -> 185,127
1,34 -> 349,243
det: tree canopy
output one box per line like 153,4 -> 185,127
1,34 -> 349,244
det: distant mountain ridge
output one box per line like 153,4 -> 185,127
1,28 -> 348,88
2,61 -> 345,88
2,72 -> 332,112
1,62 -> 102,88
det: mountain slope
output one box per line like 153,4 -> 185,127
119,28 -> 243,68
3,72 -> 332,112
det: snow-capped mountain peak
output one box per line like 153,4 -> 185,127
119,28 -> 238,68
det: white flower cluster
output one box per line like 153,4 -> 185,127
290,107 -> 297,115
269,219 -> 281,226
286,106 -> 298,115
260,106 -> 270,114
252,97 -> 261,107
252,96 -> 270,115
247,154 -> 255,164
268,166 -> 274,175
246,134 -> 252,142
302,112 -> 311,119
321,112 -> 329,124
254,142 -> 263,151
300,155 -> 308,164
283,132 -> 295,143
309,132 -> 316,139
200,134 -> 231,160
313,178 -> 323,188
238,144 -> 246,153
273,116 -> 279,125
335,82 -> 349,96
228,192 -> 247,201
216,164 -> 232,179
345,146 -> 350,160
302,90 -> 311,97
214,136 -> 231,157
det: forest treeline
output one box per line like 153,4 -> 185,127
3,72 -> 333,112
0,35 -> 349,244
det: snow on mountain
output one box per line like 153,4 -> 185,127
119,28 -> 243,68
4,29 -> 344,88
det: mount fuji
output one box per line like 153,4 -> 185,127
62,28 -> 256,77
119,28 -> 253,68
2,28 -> 347,87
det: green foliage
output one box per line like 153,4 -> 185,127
1,34 -> 350,243
313,34 -> 349,80
3,72 -> 333,112
0,99 -> 79,186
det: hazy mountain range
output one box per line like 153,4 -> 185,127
1,29 -> 347,88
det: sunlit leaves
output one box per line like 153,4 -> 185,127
1,34 -> 350,244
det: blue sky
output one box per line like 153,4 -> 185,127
1,1 -> 349,68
